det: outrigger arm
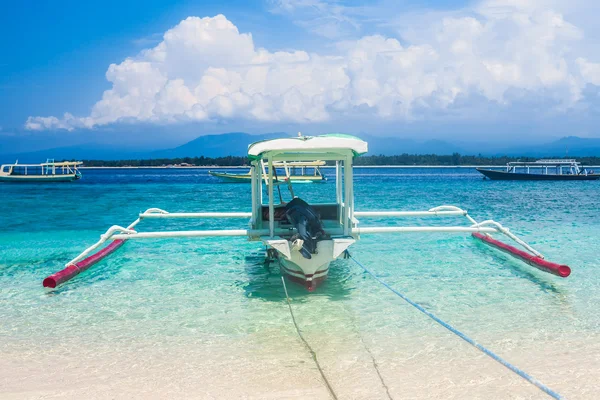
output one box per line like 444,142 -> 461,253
43,205 -> 571,288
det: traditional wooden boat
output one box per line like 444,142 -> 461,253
209,161 -> 326,183
43,134 -> 571,291
477,159 -> 599,181
0,160 -> 82,182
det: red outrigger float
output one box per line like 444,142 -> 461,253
43,239 -> 125,288
472,233 -> 570,277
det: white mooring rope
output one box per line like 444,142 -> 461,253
348,254 -> 564,400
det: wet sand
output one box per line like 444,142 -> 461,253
2,330 -> 599,399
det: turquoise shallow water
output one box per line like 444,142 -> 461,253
1,167 -> 599,399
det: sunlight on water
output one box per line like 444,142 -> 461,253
1,167 -> 599,399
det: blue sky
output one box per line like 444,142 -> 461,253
1,0 -> 599,153
1,1 -> 275,127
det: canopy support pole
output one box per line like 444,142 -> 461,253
268,156 -> 275,238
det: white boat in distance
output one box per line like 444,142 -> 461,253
44,133 -> 571,292
0,159 -> 82,182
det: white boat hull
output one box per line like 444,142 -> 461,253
264,238 -> 355,290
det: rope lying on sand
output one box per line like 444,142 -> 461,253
280,276 -> 339,400
348,253 -> 564,400
340,300 -> 394,400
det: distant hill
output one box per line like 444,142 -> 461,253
2,132 -> 600,163
363,135 -> 464,155
154,132 -> 464,158
0,132 -> 285,163
0,143 -> 146,164
503,136 -> 600,157
151,132 -> 286,158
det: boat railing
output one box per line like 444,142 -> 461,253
504,159 -> 586,175
4,161 -> 82,176
536,159 -> 578,164
508,159 -> 579,164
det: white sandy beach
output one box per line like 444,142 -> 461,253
2,324 -> 599,399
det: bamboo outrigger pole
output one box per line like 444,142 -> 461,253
42,206 -> 572,288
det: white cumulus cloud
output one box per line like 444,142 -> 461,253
25,0 -> 600,131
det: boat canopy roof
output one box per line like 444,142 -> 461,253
248,134 -> 368,161
508,159 -> 581,166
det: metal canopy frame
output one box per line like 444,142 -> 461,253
250,148 -> 355,238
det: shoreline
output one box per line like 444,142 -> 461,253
2,334 -> 597,399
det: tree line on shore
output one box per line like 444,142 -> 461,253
80,154 -> 600,167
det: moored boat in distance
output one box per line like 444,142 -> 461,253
209,160 -> 327,183
477,159 -> 599,181
0,159 -> 82,182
